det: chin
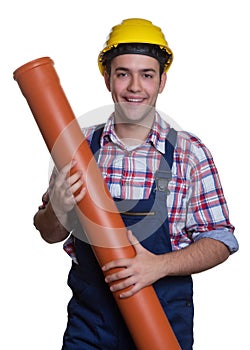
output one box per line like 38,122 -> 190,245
115,102 -> 155,124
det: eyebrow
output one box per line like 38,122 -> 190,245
115,67 -> 157,73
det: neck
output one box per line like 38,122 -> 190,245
114,108 -> 155,146
114,118 -> 155,146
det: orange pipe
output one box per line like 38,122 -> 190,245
13,57 -> 180,350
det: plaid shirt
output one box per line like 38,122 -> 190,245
40,113 -> 238,259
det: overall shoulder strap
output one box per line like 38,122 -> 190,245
154,128 -> 177,193
164,127 -> 177,170
90,124 -> 177,193
89,124 -> 105,160
90,125 -> 177,165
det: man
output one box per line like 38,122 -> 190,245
34,18 -> 239,350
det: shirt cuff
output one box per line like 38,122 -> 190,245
193,229 -> 239,254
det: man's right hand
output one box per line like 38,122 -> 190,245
33,160 -> 86,243
49,160 -> 86,226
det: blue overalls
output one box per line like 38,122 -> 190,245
62,127 -> 194,350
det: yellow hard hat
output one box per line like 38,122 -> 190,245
98,18 -> 173,75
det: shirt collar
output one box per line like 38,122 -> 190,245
100,111 -> 171,154
148,112 -> 171,154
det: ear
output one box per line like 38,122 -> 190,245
104,71 -> 111,92
159,72 -> 167,93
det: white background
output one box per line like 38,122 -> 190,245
1,0 -> 248,349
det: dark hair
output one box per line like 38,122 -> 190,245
102,43 -> 171,76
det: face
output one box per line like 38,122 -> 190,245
104,54 -> 167,125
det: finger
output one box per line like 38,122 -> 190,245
69,178 -> 84,195
74,187 -> 87,203
68,170 -> 83,187
62,160 -> 77,176
104,267 -> 131,284
109,275 -> 137,293
119,283 -> 141,299
102,259 -> 129,272
60,169 -> 83,195
56,160 -> 77,185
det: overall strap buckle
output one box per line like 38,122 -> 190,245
154,170 -> 172,194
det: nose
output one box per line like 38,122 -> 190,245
127,75 -> 142,93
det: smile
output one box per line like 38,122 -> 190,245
126,98 -> 144,103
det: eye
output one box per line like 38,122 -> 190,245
116,72 -> 128,78
143,73 -> 153,79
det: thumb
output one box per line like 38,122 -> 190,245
127,230 -> 143,254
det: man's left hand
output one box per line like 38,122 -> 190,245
102,230 -> 163,298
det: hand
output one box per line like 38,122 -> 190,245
49,160 -> 86,225
102,230 -> 163,298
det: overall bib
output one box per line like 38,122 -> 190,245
62,127 -> 194,350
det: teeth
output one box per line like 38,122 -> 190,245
127,98 -> 143,102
